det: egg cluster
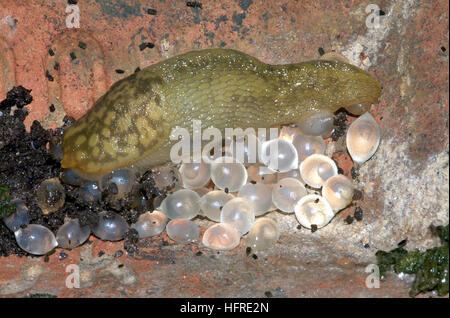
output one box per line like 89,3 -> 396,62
2,112 -> 380,255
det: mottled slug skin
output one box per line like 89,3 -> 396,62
62,49 -> 381,175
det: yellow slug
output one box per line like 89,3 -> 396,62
62,49 -> 381,175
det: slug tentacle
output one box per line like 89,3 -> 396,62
62,49 -> 381,175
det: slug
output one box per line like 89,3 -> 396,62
62,49 -> 381,176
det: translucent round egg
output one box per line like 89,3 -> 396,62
292,132 -> 326,162
228,133 -> 261,165
3,199 -> 29,232
56,219 -> 91,249
93,211 -> 129,241
199,190 -> 234,222
272,177 -> 307,213
260,139 -> 298,173
160,189 -> 200,219
220,197 -> 255,235
245,217 -> 280,251
144,166 -> 183,194
202,223 -> 241,251
345,103 -> 371,116
237,183 -> 272,216
297,110 -> 335,138
322,175 -> 355,212
246,165 -> 278,185
299,154 -> 338,188
166,219 -> 199,243
80,182 -> 101,203
294,194 -> 334,229
37,178 -> 66,214
210,156 -> 247,192
60,168 -> 84,186
179,162 -> 211,189
346,112 -> 381,165
15,224 -> 58,255
279,125 -> 302,142
100,168 -> 135,199
131,211 -> 168,238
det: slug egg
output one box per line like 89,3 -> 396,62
160,189 -> 201,219
237,183 -> 272,216
199,190 -> 234,222
60,168 -> 84,186
260,138 -> 298,173
166,219 -> 199,243
100,168 -> 135,199
294,194 -> 334,229
15,224 -> 58,255
192,187 -> 210,198
292,132 -> 326,163
37,178 -> 66,214
296,110 -> 334,138
345,103 -> 371,116
93,211 -> 129,241
220,197 -> 255,235
144,166 -> 183,193
322,175 -> 355,212
245,217 -> 280,251
80,182 -> 101,203
346,112 -> 381,164
202,223 -> 241,251
210,156 -> 247,192
56,219 -> 91,249
3,199 -> 29,232
299,154 -> 338,188
272,177 -> 307,213
131,211 -> 168,238
246,165 -> 278,185
179,162 -> 211,189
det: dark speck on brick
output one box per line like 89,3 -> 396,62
232,12 -> 246,26
238,0 -> 253,11
70,52 -> 76,60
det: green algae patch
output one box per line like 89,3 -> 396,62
0,182 -> 15,220
376,225 -> 449,297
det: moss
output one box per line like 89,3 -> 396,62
376,225 -> 449,297
0,182 -> 15,220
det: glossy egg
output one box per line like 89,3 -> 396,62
260,138 -> 298,173
93,211 -> 129,241
131,211 -> 168,238
322,175 -> 355,212
56,219 -> 91,249
245,217 -> 280,251
237,183 -> 272,216
160,189 -> 201,219
272,177 -> 307,213
210,156 -> 247,192
202,223 -> 241,251
199,190 -> 234,222
166,219 -> 199,243
179,162 -> 211,189
15,224 -> 58,255
294,194 -> 334,229
292,132 -> 326,163
36,178 -> 66,214
220,197 -> 255,235
346,112 -> 381,164
299,154 -> 338,188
